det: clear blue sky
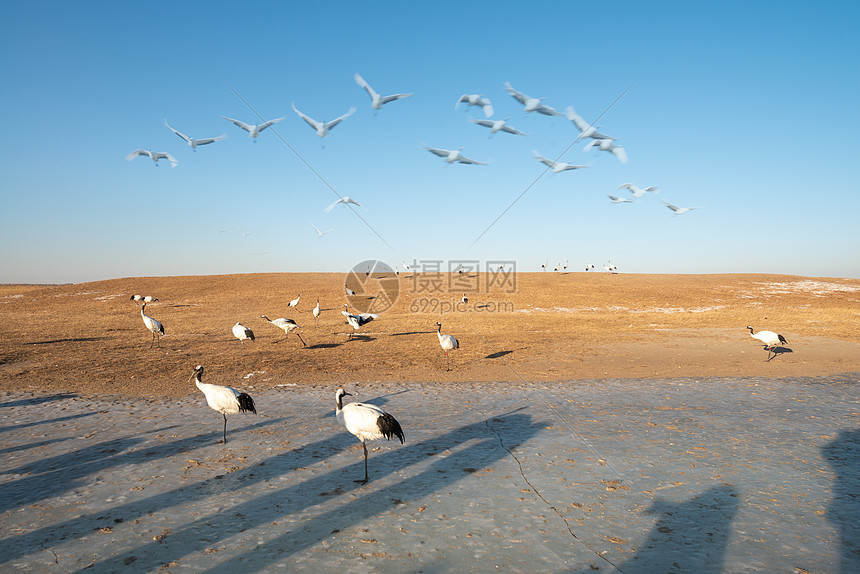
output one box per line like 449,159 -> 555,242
2,2 -> 859,284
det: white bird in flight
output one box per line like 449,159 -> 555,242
532,151 -> 587,173
163,120 -> 225,151
311,223 -> 332,237
455,94 -> 494,118
222,116 -> 284,141
619,183 -> 659,198
584,137 -> 628,164
292,102 -> 356,138
565,107 -> 613,141
126,149 -> 178,167
608,195 -> 633,204
424,146 -> 486,165
354,73 -> 412,111
664,201 -> 701,215
469,118 -> 526,136
325,196 -> 362,212
503,81 -> 562,116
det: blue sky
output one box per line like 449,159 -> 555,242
2,2 -> 859,283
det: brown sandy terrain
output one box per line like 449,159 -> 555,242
1,273 -> 858,396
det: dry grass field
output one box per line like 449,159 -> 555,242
1,272 -> 858,396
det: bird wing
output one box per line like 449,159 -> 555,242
223,116 -> 253,132
536,103 -> 562,117
500,123 -> 526,135
126,149 -> 150,161
312,223 -> 323,236
469,119 -> 493,129
324,198 -> 344,212
482,102 -> 494,118
292,103 -> 323,131
257,117 -> 285,132
354,73 -> 380,101
503,81 -> 528,105
164,120 -> 192,143
424,146 -> 450,158
195,134 -> 226,146
160,152 -> 179,167
610,145 -> 628,163
532,151 -> 553,168
454,94 -> 467,109
664,202 -> 680,213
457,155 -> 485,165
355,313 -> 379,325
380,93 -> 412,105
346,199 -> 362,207
325,107 -> 356,130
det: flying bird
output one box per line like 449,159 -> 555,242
192,365 -> 256,444
232,322 -> 255,345
533,151 -> 587,173
608,194 -> 633,204
564,106 -> 614,141
311,223 -> 332,238
335,388 -> 404,484
469,118 -> 526,136
140,303 -> 164,347
354,73 -> 412,111
436,322 -> 460,371
455,94 -> 494,117
619,183 -> 659,198
503,81 -> 562,116
584,138 -> 628,164
126,149 -> 178,167
163,120 -> 225,151
325,196 -> 362,212
222,116 -> 285,141
664,201 -> 701,215
261,315 -> 306,346
424,146 -> 486,165
292,102 -> 355,138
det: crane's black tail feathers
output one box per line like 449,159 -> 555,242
237,392 -> 256,414
377,413 -> 405,444
778,334 -> 787,345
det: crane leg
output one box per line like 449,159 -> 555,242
222,414 -> 228,444
296,332 -> 306,347
355,441 -> 369,484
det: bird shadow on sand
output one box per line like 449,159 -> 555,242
306,343 -> 341,350
765,346 -> 793,361
390,330 -> 435,337
27,337 -> 107,345
76,411 -> 542,572
0,393 -> 79,408
485,347 -> 526,360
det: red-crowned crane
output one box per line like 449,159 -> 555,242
335,388 -> 404,484
192,365 -> 256,444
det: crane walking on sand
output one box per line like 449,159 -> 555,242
192,365 -> 256,444
140,303 -> 164,348
436,322 -> 460,371
335,388 -> 404,484
746,326 -> 788,360
261,315 -> 306,346
312,298 -> 321,324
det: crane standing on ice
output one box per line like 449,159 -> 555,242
192,365 -> 256,444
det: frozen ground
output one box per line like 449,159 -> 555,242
1,375 -> 858,573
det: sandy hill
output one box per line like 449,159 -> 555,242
1,272 -> 858,396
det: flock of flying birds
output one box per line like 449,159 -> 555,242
125,75 -> 703,244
